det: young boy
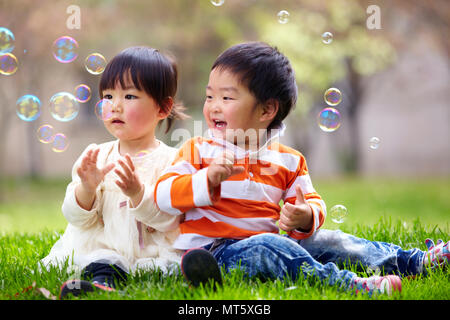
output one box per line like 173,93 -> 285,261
154,42 -> 449,296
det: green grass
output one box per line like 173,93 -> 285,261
0,176 -> 449,300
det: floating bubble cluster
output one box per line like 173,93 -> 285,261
16,95 -> 41,122
49,92 -> 79,122
0,52 -> 18,75
210,0 -> 225,6
52,133 -> 69,153
52,36 -> 78,63
324,88 -> 342,106
277,10 -> 290,24
317,107 -> 341,132
85,53 -> 107,75
95,99 -> 114,121
37,125 -> 55,144
322,31 -> 333,44
369,137 -> 380,150
330,204 -> 348,224
0,27 -> 15,54
74,84 -> 91,103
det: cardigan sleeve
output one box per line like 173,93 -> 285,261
129,182 -> 181,232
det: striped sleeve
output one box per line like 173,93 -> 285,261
154,138 -> 219,215
283,153 -> 327,240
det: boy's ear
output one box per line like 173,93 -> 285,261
260,99 -> 279,122
158,97 -> 174,119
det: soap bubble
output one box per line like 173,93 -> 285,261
330,204 -> 348,224
0,52 -> 18,75
135,150 -> 150,157
52,36 -> 78,63
277,10 -> 290,24
52,133 -> 69,152
0,27 -> 15,54
369,137 -> 380,150
322,31 -> 333,44
85,53 -> 107,75
317,107 -> 341,132
324,88 -> 342,106
95,99 -> 114,121
210,0 -> 224,6
16,95 -> 41,122
37,125 -> 55,144
49,92 -> 79,122
74,84 -> 91,103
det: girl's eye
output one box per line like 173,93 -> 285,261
103,94 -> 113,99
125,94 -> 137,99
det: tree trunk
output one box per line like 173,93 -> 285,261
345,57 -> 362,173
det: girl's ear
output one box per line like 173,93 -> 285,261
158,97 -> 174,119
260,99 -> 279,122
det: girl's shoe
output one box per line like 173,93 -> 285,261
350,275 -> 402,296
181,248 -> 222,288
59,279 -> 114,299
423,239 -> 450,269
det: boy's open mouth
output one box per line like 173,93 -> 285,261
213,119 -> 227,129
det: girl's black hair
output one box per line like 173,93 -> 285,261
99,46 -> 188,133
211,42 -> 298,130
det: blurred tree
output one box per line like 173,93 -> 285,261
0,0 -> 447,177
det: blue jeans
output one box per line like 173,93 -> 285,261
204,230 -> 425,290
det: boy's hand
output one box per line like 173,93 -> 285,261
207,151 -> 245,190
279,185 -> 313,232
77,148 -> 115,193
114,154 -> 144,207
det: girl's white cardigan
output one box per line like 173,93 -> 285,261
40,140 -> 182,275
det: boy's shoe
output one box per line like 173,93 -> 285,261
181,248 -> 222,288
350,275 -> 402,296
59,279 -> 114,299
423,239 -> 450,269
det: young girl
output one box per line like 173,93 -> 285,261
40,46 -> 188,298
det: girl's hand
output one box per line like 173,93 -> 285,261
77,148 -> 115,193
114,154 -> 144,207
75,148 -> 115,210
279,185 -> 314,232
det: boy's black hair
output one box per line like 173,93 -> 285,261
99,46 -> 188,133
211,41 -> 298,130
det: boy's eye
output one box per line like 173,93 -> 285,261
223,96 -> 233,101
206,95 -> 213,100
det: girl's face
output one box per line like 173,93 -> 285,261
203,68 -> 267,148
102,76 -> 165,145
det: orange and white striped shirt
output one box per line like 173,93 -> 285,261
155,129 -> 326,250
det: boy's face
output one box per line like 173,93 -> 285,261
203,68 -> 268,148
